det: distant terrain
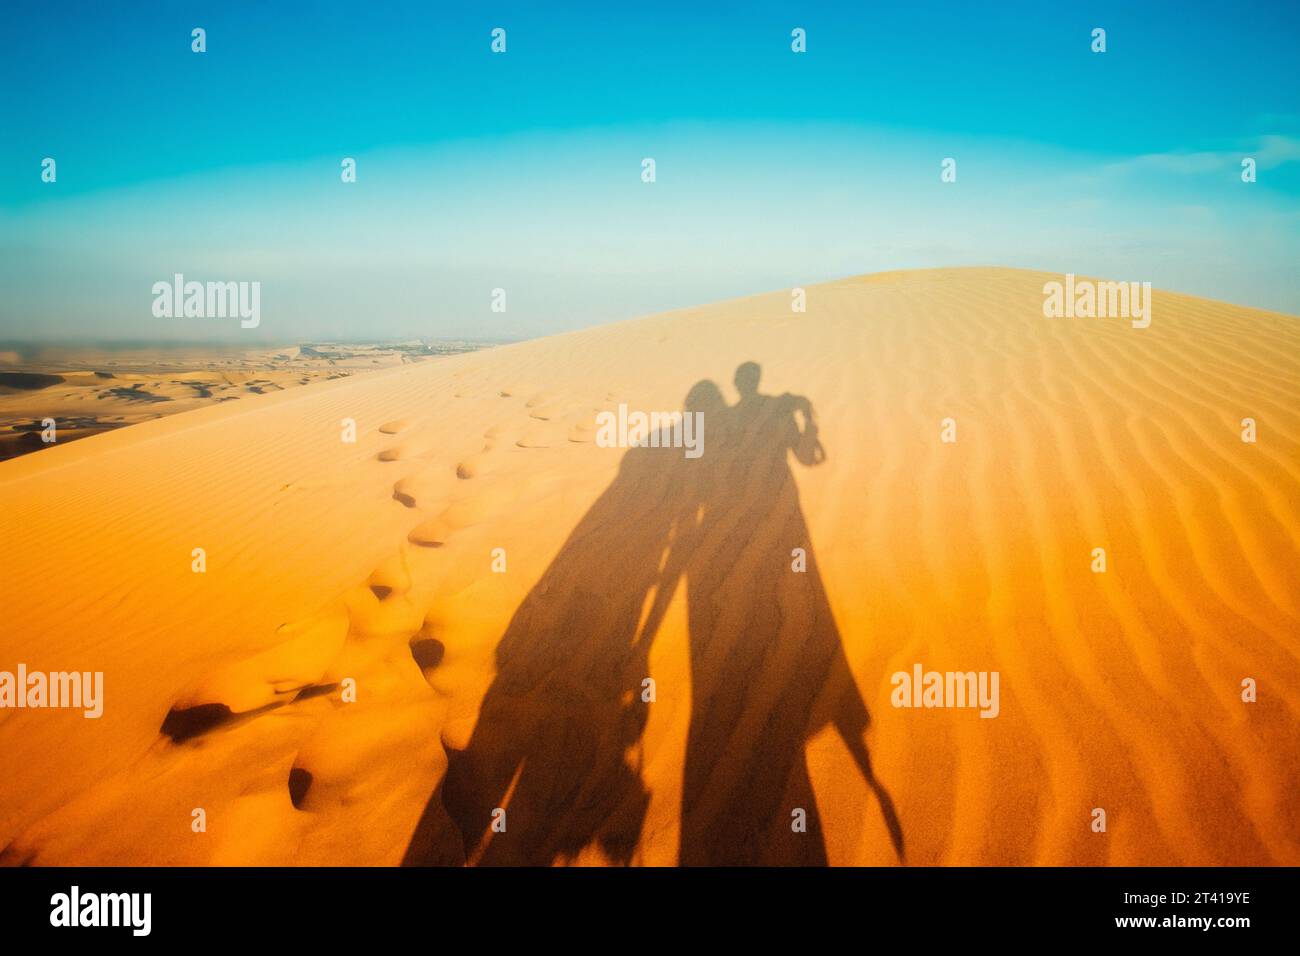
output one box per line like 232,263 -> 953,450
0,341 -> 492,461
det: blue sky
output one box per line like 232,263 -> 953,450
2,0 -> 1298,341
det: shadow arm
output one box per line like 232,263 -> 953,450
833,687 -> 907,863
786,394 -> 825,465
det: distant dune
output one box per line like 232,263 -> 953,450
0,268 -> 1296,866
0,342 -> 485,462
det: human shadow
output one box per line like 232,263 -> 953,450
404,364 -> 903,866
648,362 -> 904,864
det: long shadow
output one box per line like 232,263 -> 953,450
403,363 -> 903,866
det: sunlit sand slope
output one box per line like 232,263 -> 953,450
1,268 -> 1296,865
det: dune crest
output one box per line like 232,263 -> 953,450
1,267 -> 1296,866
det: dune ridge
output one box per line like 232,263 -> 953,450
1,267 -> 1296,866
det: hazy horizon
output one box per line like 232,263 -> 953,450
3,0 -> 1298,344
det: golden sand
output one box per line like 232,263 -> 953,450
1,268 -> 1296,865
0,343 -> 473,461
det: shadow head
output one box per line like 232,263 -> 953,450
734,362 -> 761,398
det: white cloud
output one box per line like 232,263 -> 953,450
1102,135 -> 1300,177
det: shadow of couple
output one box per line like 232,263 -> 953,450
404,362 -> 903,866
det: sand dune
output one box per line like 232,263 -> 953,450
0,267 -> 1296,866
0,342 -> 484,462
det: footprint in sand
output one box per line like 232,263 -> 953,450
377,441 -> 419,462
345,557 -> 424,640
409,628 -> 446,675
568,422 -> 596,443
400,610 -> 450,693
407,484 -> 519,547
391,461 -> 460,508
455,447 -> 494,479
527,404 -> 566,421
366,552 -> 411,600
161,546 -> 428,742
515,421 -> 569,448
454,424 -> 521,467
392,478 -> 419,508
276,558 -> 459,863
524,391 -> 561,409
161,603 -> 351,739
378,424 -> 445,461
567,409 -> 601,443
282,692 -> 450,857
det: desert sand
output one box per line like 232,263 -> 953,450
0,267 -> 1296,866
0,341 -> 484,461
